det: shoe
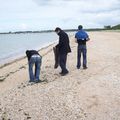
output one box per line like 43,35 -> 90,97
77,67 -> 80,69
61,71 -> 69,76
83,66 -> 88,69
36,80 -> 42,83
54,64 -> 58,69
28,82 -> 35,85
77,65 -> 81,69
29,80 -> 34,82
35,79 -> 42,83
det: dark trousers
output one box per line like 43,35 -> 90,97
59,53 -> 68,73
77,45 -> 87,68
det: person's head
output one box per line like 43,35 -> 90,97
55,27 -> 61,34
26,50 -> 30,55
78,25 -> 83,30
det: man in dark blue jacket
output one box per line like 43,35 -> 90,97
55,27 -> 71,76
75,25 -> 90,69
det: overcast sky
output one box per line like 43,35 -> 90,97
0,0 -> 120,32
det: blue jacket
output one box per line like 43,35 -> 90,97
75,30 -> 89,40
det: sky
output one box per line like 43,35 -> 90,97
0,0 -> 120,32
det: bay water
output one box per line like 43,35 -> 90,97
0,32 -> 74,65
0,32 -> 58,65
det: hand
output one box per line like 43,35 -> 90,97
86,38 -> 90,41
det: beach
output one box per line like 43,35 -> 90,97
0,31 -> 120,120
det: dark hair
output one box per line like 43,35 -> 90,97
78,25 -> 83,30
55,27 -> 61,32
26,50 -> 29,55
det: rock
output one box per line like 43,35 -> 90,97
0,76 -> 5,81
27,116 -> 31,119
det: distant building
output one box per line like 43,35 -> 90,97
104,25 -> 111,29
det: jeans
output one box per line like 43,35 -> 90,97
77,45 -> 87,68
28,56 -> 42,81
59,53 -> 68,73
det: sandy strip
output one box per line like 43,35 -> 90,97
0,31 -> 120,120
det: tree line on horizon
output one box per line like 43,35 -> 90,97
0,24 -> 120,34
104,24 -> 120,30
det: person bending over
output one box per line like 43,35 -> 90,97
26,50 -> 42,83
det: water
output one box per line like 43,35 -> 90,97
0,32 -> 75,65
0,32 -> 58,65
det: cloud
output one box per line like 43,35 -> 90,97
32,0 -> 52,6
0,0 -> 120,32
20,23 -> 28,30
32,0 -> 120,19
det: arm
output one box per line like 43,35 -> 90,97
85,32 -> 90,42
86,37 -> 90,42
57,35 -> 64,48
75,33 -> 78,43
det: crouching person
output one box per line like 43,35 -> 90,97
26,50 -> 42,83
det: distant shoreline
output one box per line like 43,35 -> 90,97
0,28 -> 120,34
0,30 -> 77,34
1,23 -> 120,34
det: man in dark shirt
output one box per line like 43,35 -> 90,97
26,50 -> 42,82
55,27 -> 71,76
75,25 -> 90,69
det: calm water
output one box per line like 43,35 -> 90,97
0,32 -> 74,65
0,32 -> 58,65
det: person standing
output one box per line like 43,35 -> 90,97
75,25 -> 90,69
26,50 -> 42,82
55,27 -> 71,76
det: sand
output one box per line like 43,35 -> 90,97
0,31 -> 120,120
